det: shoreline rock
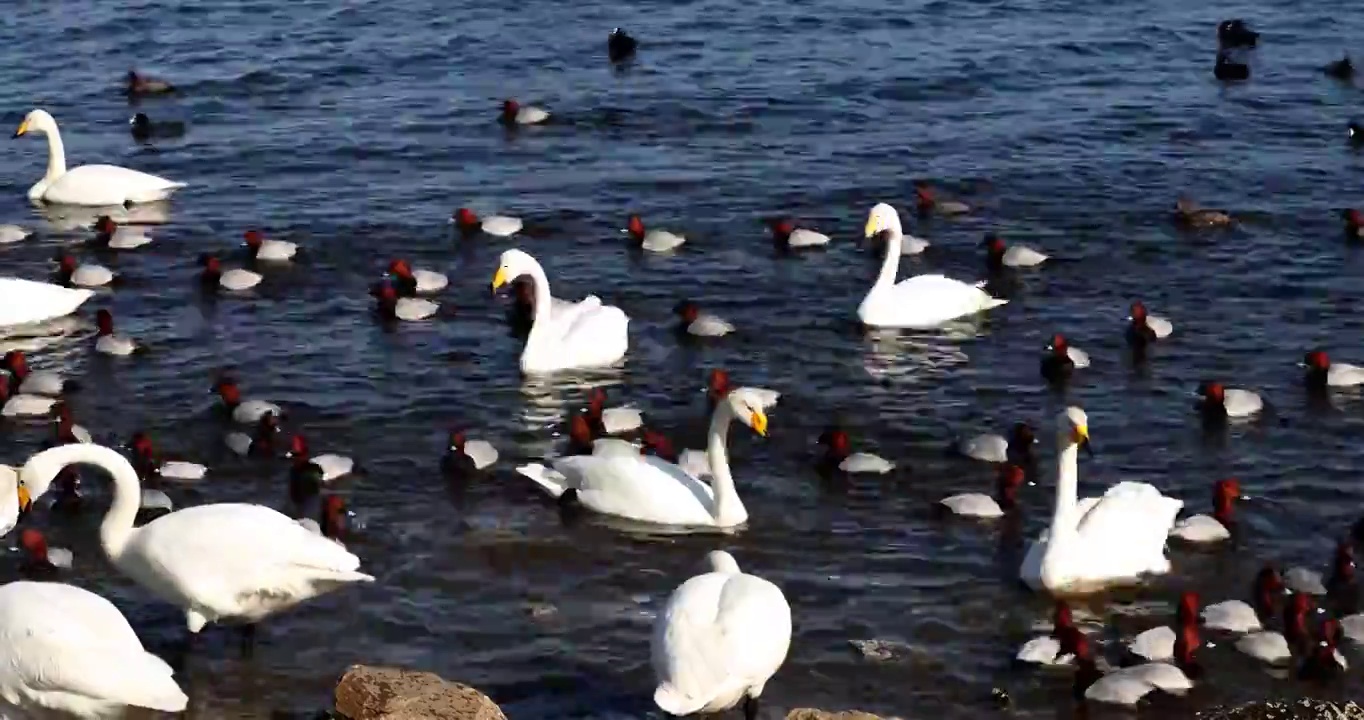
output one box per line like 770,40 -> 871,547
334,665 -> 507,720
1195,700 -> 1364,720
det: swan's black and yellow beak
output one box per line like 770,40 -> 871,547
12,118 -> 29,138
750,410 -> 768,437
1074,424 -> 1094,457
17,484 -> 31,514
490,267 -> 508,294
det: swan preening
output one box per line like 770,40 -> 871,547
491,249 -> 630,374
18,443 -> 374,641
515,387 -> 770,528
14,109 -> 186,206
652,551 -> 791,719
859,203 -> 1007,328
1020,407 -> 1183,595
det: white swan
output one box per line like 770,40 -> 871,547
1019,407 -> 1183,594
491,249 -> 630,374
652,551 -> 791,719
17,444 -> 375,636
859,203 -> 1007,328
0,465 -> 30,536
0,278 -> 92,327
514,388 -> 768,528
0,581 -> 188,717
14,109 -> 185,206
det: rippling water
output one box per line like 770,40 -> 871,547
2,0 -> 1364,717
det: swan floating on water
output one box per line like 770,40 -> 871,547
14,109 -> 186,206
0,278 -> 92,328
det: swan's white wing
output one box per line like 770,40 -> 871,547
528,301 -> 629,372
677,449 -> 711,480
1223,389 -> 1263,418
1128,626 -> 1174,661
1201,600 -> 1261,633
863,274 -> 1006,328
0,278 -> 92,327
549,454 -> 718,526
0,581 -> 188,712
44,165 -> 184,206
1169,514 -> 1229,543
1235,632 -> 1291,663
1074,482 -> 1182,578
940,493 -> 1003,518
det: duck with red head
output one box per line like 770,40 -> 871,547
45,401 -> 91,447
91,215 -> 152,250
1127,591 -> 1201,662
673,300 -> 735,338
0,380 -> 57,417
565,415 -> 596,456
1235,591 -> 1315,664
320,495 -> 351,542
1298,618 -> 1347,682
624,214 -> 686,253
225,411 -> 281,458
982,233 -> 1048,271
442,429 -> 500,478
211,374 -> 281,425
372,280 -> 439,322
385,258 -> 449,297
287,434 -> 355,483
93,308 -> 143,356
816,425 -> 895,475
498,99 -> 550,126
1302,349 -> 1364,390
765,218 -> 830,249
1342,209 -> 1364,240
52,251 -> 115,288
197,252 -> 262,292
1195,380 -> 1263,423
1016,600 -> 1079,665
584,388 -> 644,437
1203,565 -> 1285,633
940,463 -> 1025,518
19,528 -> 73,578
1169,478 -> 1243,543
1040,334 -> 1090,386
1125,301 -> 1173,360
242,229 -> 298,262
1062,626 -> 1194,705
913,181 -> 970,217
3,350 -> 78,397
451,207 -> 523,237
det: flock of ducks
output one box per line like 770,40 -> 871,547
0,18 -> 1360,720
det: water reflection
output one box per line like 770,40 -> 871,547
31,200 -> 172,232
860,325 -> 976,383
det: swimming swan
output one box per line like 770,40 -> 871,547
14,109 -> 186,206
0,277 -> 92,328
1019,407 -> 1183,595
0,581 -> 188,717
652,551 -> 791,719
859,203 -> 1007,328
17,444 -> 374,639
514,388 -> 770,528
491,249 -> 630,374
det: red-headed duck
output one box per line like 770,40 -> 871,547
913,181 -> 970,217
674,300 -> 735,338
451,207 -> 522,237
211,375 -> 281,424
982,233 -> 1048,270
371,281 -> 439,321
1040,333 -> 1090,385
224,411 -> 280,457
52,251 -> 115,288
442,429 -> 499,476
1127,591 -> 1200,662
498,99 -> 550,126
386,259 -> 448,296
127,430 -> 208,482
243,229 -> 298,262
1201,565 -> 1284,633
816,425 -> 894,474
584,388 -> 644,436
953,422 -> 1036,466
1342,209 -> 1364,240
1235,591 -> 1314,663
624,214 -> 686,253
1195,380 -> 1263,421
1016,600 -> 1079,665
19,528 -> 72,577
94,308 -> 142,356
765,218 -> 830,249
3,350 -> 78,396
1169,478 -> 1243,543
940,463 -> 1025,518
198,253 -> 262,291
286,434 -> 355,482
1303,349 -> 1364,389
93,215 -> 152,250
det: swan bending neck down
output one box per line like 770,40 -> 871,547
18,444 -> 374,635
652,551 -> 792,719
1019,407 -> 1183,595
514,388 -> 770,528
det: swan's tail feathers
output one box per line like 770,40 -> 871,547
516,463 -> 569,498
126,182 -> 187,204
120,651 -> 189,711
654,683 -> 705,716
979,296 -> 1010,310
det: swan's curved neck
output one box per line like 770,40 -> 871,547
705,403 -> 747,525
1051,439 -> 1080,539
871,231 -> 904,293
40,124 -> 67,183
29,444 -> 140,560
522,261 -> 554,349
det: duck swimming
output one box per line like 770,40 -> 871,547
607,28 -> 637,63
913,181 -> 970,217
125,69 -> 175,96
499,99 -> 550,126
1195,381 -> 1263,423
625,215 -> 686,253
1216,19 -> 1259,49
1201,566 -> 1284,633
1342,209 -> 1364,240
1174,196 -> 1232,227
939,463 -> 1025,518
983,234 -> 1048,270
1326,54 -> 1354,81
1040,334 -> 1089,386
1125,301 -> 1173,360
372,281 -> 438,322
211,375 -> 281,425
1303,349 -> 1364,390
243,229 -> 298,262
1169,478 -> 1242,543
674,300 -> 735,337
92,216 -> 153,250
953,422 -> 1037,467
765,218 -> 830,249
53,251 -> 115,288
452,207 -> 523,237
198,253 -> 262,292
816,425 -> 895,475
129,112 -> 185,141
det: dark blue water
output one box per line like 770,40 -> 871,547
1,0 -> 1363,717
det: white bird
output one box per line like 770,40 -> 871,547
386,259 -> 448,294
491,249 -> 630,374
286,435 -> 355,482
0,278 -> 91,328
1303,350 -> 1364,388
859,203 -> 1006,328
983,234 -> 1049,268
0,581 -> 188,717
452,207 -> 523,237
18,444 -> 375,639
243,229 -> 298,262
1019,407 -> 1183,594
53,252 -> 115,288
766,219 -> 831,249
0,465 -> 31,536
625,215 -> 687,253
14,109 -> 186,206
674,300 -> 735,337
516,388 -> 769,528
585,388 -> 644,435
200,254 -> 262,291
0,225 -> 31,244
652,551 -> 791,720
940,464 -> 1026,518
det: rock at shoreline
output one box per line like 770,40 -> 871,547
787,710 -> 898,720
1195,700 -> 1364,720
334,665 -> 507,720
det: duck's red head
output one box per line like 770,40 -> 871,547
1199,381 -> 1225,401
707,369 -> 730,395
1304,350 -> 1330,370
95,215 -> 116,234
387,259 -> 413,278
1130,301 -> 1148,320
1174,621 -> 1200,666
289,434 -> 310,459
641,428 -> 674,456
199,254 -> 221,272
674,300 -> 699,324
1177,591 -> 1200,623
243,230 -> 264,249
95,308 -> 114,335
129,431 -> 154,457
212,376 -> 241,404
626,215 -> 646,239
983,234 -> 1005,252
449,430 -> 467,450
1049,334 -> 1068,354
501,99 -> 519,118
1052,601 -> 1073,632
1345,209 -> 1363,226
3,350 -> 27,374
454,208 -> 479,228
768,218 -> 795,239
19,528 -> 47,560
569,415 -> 592,445
587,388 -> 607,415
55,253 -> 76,272
915,184 -> 935,206
323,494 -> 346,518
996,463 -> 1026,507
1059,626 -> 1091,660
1213,478 -> 1240,520
817,426 -> 851,455
1286,592 -> 1312,630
